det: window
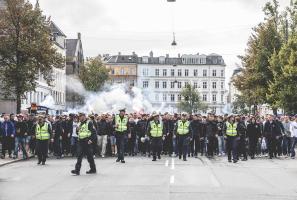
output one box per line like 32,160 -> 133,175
155,81 -> 159,89
171,69 -> 175,76
185,69 -> 189,77
142,68 -> 149,76
163,81 -> 167,88
155,94 -> 159,101
120,68 -> 125,75
203,69 -> 207,77
221,94 -> 224,102
177,82 -> 182,88
143,81 -> 149,88
155,69 -> 159,77
111,69 -> 115,75
170,94 -> 175,102
163,94 -> 167,101
178,94 -> 182,101
213,107 -> 217,114
221,82 -> 224,89
171,82 -> 175,89
184,82 -> 189,87
178,69 -> 182,77
221,70 -> 224,77
212,82 -> 217,89
212,94 -> 217,102
194,82 -> 198,89
203,82 -> 207,89
194,69 -> 198,77
203,94 -> 207,101
163,69 -> 167,77
212,70 -> 217,77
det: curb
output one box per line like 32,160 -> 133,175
0,156 -> 34,167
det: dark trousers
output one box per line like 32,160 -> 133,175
62,137 -> 71,155
164,135 -> 173,155
177,135 -> 190,159
151,137 -> 162,159
267,136 -> 277,158
290,137 -> 297,158
36,140 -> 49,163
282,136 -> 291,156
54,137 -> 62,157
75,140 -> 96,172
2,136 -> 14,156
127,137 -> 136,155
276,136 -> 283,156
115,132 -> 126,161
191,135 -> 200,156
226,136 -> 238,161
207,136 -> 216,157
238,136 -> 247,159
249,137 -> 258,158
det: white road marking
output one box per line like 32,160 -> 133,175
170,175 -> 175,184
165,160 -> 169,167
210,174 -> 220,187
171,158 -> 175,170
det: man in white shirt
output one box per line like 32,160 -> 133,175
290,116 -> 297,158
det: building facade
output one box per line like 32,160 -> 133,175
20,22 -> 67,114
66,32 -> 84,109
137,53 -> 227,114
105,53 -> 138,86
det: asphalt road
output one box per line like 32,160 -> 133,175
1,156 -> 297,200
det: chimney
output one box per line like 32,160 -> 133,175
118,52 -> 121,55
149,51 -> 153,58
77,32 -> 81,40
178,53 -> 181,58
166,54 -> 169,58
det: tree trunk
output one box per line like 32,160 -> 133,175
16,93 -> 21,114
273,108 -> 278,116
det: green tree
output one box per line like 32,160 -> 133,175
0,0 -> 64,113
268,34 -> 297,114
79,57 -> 109,92
177,85 -> 207,115
233,0 -> 282,114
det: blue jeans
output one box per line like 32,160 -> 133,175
14,137 -> 27,158
218,136 -> 225,154
290,137 -> 297,158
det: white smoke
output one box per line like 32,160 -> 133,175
40,95 -> 55,109
66,76 -> 160,114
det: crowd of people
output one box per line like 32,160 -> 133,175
1,110 -> 297,167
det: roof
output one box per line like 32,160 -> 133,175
50,21 -> 66,37
66,39 -> 78,57
107,55 -> 138,64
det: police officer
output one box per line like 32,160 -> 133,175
224,116 -> 238,163
146,112 -> 165,161
174,113 -> 192,161
113,108 -> 129,163
71,113 -> 97,175
33,115 -> 52,165
237,116 -> 248,161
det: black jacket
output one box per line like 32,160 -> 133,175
205,121 -> 218,137
97,119 -> 110,136
247,122 -> 261,139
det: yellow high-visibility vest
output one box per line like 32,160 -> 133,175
226,122 -> 237,136
36,123 -> 50,140
79,122 -> 92,139
150,121 -> 163,137
177,120 -> 190,135
115,115 -> 128,132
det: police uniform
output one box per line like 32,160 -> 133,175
175,119 -> 192,161
72,119 -> 96,175
34,121 -> 52,165
147,118 -> 164,161
113,110 -> 129,163
224,121 -> 238,163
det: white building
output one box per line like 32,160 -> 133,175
21,22 -> 66,114
137,52 -> 227,114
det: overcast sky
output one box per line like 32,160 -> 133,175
31,0 -> 290,82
